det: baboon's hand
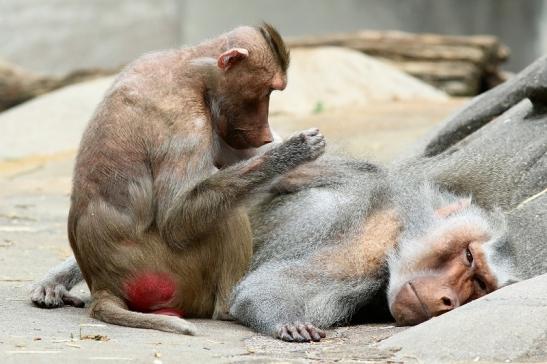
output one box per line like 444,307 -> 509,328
30,280 -> 85,309
268,128 -> 326,171
276,322 -> 326,342
285,128 -> 326,163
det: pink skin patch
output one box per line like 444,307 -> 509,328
152,307 -> 185,317
123,272 -> 184,318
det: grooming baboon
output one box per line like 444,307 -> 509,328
30,24 -> 328,335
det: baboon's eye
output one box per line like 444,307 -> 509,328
465,247 -> 474,264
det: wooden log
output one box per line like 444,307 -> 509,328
287,31 -> 508,63
286,31 -> 509,96
0,59 -> 116,111
385,60 -> 481,96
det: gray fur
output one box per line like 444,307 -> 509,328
232,160 -> 390,336
230,158 -> 516,339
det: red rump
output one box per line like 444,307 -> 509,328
124,272 -> 184,317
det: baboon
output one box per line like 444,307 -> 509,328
229,157 -> 517,341
403,55 -> 547,280
30,24 -> 327,335
229,56 -> 547,341
228,56 -> 547,342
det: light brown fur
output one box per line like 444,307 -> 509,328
315,209 -> 402,279
411,224 -> 490,273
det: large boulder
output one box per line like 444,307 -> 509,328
270,47 -> 447,115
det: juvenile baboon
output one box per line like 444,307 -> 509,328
228,157 -> 517,341
30,24 -> 327,335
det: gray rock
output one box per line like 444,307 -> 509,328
379,273 -> 547,362
270,47 -> 447,116
0,77 -> 113,160
507,193 -> 547,280
399,56 -> 547,279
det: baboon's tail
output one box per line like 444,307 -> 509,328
90,291 -> 196,335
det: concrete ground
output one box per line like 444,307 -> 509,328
1,97 -> 545,363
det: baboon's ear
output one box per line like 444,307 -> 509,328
217,48 -> 249,71
436,197 -> 472,218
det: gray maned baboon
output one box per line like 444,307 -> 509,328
229,156 -> 518,341
230,56 -> 546,341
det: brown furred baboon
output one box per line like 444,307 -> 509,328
31,24 -> 326,335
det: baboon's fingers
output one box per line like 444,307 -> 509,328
287,325 -> 306,342
277,323 -> 324,343
30,286 -> 50,308
62,292 -> 85,308
31,283 -> 84,309
296,324 -> 312,341
305,323 -> 326,341
278,326 -> 294,342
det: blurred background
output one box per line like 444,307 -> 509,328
1,0 -> 545,75
1,0 -> 546,160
